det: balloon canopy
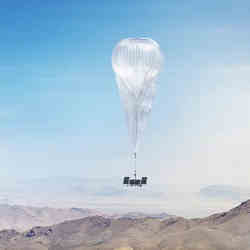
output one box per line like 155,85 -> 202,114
112,38 -> 163,154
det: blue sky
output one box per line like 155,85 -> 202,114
1,0 -> 250,191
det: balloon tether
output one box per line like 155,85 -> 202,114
134,152 -> 137,180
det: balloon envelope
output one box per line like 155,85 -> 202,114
112,38 -> 163,154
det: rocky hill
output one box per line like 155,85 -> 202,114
0,200 -> 250,249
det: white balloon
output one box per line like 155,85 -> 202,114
112,38 -> 163,155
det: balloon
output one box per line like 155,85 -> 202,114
112,38 -> 163,156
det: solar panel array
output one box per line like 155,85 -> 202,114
123,176 -> 147,186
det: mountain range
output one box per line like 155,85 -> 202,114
0,200 -> 249,249
0,204 -> 100,232
0,204 -> 171,232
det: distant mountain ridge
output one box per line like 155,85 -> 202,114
111,212 -> 171,219
0,204 -> 100,232
0,200 -> 250,250
200,185 -> 250,201
1,177 -> 248,217
0,204 -> 171,232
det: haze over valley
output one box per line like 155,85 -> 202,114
0,177 -> 249,218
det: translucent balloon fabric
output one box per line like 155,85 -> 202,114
112,38 -> 163,154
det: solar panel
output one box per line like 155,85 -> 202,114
135,179 -> 141,185
141,177 -> 147,184
129,179 -> 135,185
123,177 -> 130,184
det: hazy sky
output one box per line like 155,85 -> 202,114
1,0 -> 250,192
